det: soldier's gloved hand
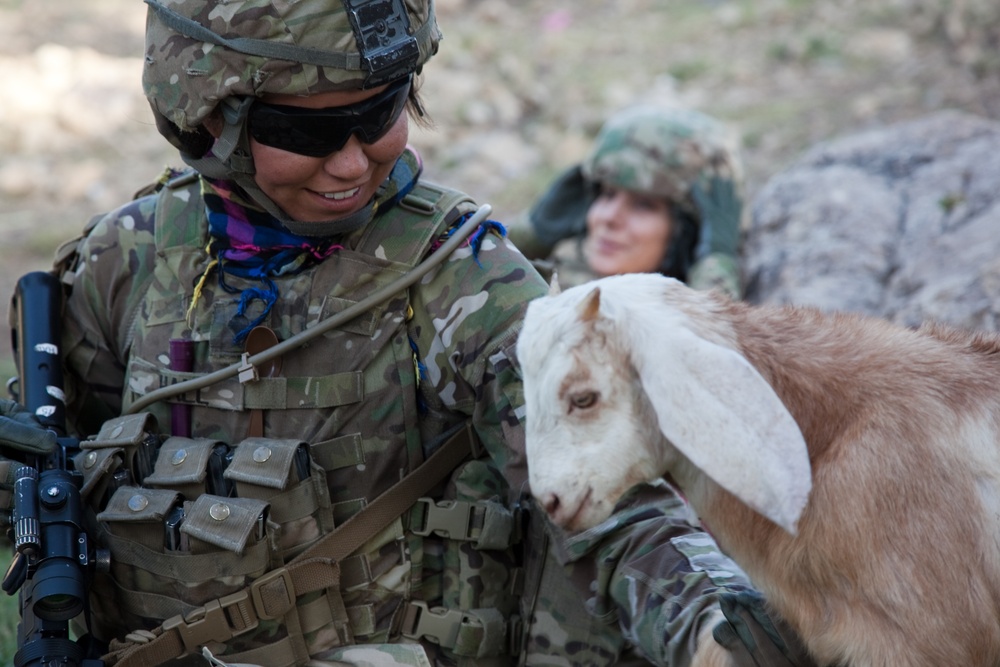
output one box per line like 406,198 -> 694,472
0,398 -> 58,527
688,175 -> 743,298
690,174 -> 742,260
0,399 -> 58,455
712,590 -> 821,667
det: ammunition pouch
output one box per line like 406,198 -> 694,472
78,415 -> 336,665
78,414 -> 527,665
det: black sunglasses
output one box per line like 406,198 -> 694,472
247,76 -> 411,157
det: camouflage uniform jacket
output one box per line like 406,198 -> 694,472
53,159 -> 753,666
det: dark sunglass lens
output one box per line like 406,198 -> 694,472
248,109 -> 349,157
247,77 -> 411,157
356,83 -> 409,144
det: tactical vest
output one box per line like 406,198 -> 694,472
73,171 -> 527,666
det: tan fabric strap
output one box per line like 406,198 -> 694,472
103,421 -> 477,667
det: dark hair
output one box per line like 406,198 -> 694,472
658,205 -> 699,282
151,107 -> 215,159
405,75 -> 433,130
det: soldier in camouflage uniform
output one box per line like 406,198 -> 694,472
0,1 -> 817,666
508,105 -> 744,298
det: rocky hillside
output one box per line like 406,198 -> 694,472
744,109 -> 1000,329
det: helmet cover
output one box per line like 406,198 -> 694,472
581,105 -> 744,215
142,0 -> 441,133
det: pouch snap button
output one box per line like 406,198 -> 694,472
210,503 -> 231,521
128,494 -> 149,512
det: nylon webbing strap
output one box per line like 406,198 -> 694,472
104,422 -> 477,666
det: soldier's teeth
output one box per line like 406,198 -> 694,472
322,188 -> 360,200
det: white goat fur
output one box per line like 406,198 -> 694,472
518,273 -> 1000,667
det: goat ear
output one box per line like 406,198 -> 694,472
548,272 -> 562,296
629,325 -> 812,534
576,286 -> 601,322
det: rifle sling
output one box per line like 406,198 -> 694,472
104,421 -> 478,667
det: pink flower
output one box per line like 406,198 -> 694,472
541,9 -> 572,33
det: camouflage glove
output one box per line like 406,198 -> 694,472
690,174 -> 742,260
712,590 -> 821,667
0,398 -> 58,527
689,174 -> 743,297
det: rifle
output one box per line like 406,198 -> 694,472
3,271 -> 107,667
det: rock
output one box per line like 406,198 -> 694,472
743,109 -> 1000,331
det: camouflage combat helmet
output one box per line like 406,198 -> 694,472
581,105 -> 743,217
142,0 -> 441,234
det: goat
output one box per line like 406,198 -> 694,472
517,272 -> 1000,667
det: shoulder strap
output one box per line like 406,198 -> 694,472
294,420 -> 477,564
153,169 -> 205,252
354,178 -> 477,268
103,421 -> 478,667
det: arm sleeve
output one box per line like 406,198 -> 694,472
410,225 -> 753,665
688,252 -> 742,299
59,196 -> 159,436
554,488 -> 754,666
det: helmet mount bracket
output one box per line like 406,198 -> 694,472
346,0 -> 420,88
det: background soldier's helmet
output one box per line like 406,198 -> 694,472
580,105 -> 744,218
143,0 -> 440,149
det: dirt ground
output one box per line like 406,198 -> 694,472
0,0 -> 998,382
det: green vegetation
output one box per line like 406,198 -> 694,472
668,59 -> 710,83
0,587 -> 18,663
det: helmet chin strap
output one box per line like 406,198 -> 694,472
182,96 -> 375,238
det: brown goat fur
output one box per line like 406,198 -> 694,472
519,273 -> 1000,667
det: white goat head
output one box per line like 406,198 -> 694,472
518,274 -> 812,534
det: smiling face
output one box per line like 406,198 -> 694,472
583,184 -> 675,277
206,84 -> 408,224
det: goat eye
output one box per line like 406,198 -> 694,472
570,392 -> 598,410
